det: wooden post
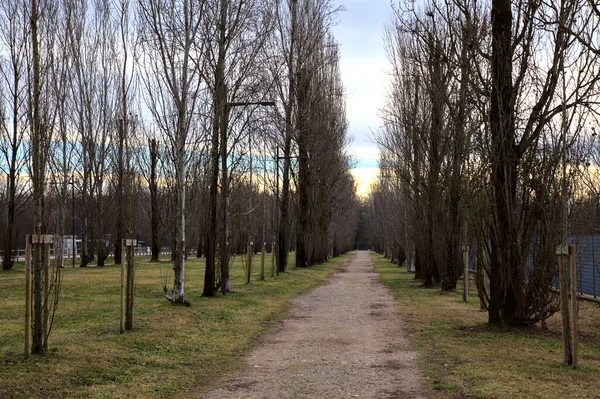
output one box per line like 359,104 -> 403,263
260,241 -> 265,281
569,245 -> 578,368
24,235 -> 32,359
557,245 -> 572,365
246,237 -> 252,284
42,240 -> 51,352
120,239 -> 126,334
271,235 -> 275,277
125,239 -> 136,331
462,245 -> 469,302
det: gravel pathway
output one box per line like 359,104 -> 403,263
200,251 -> 424,398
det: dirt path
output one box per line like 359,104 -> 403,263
200,251 -> 424,398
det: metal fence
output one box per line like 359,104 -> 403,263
0,245 -> 173,264
569,234 -> 600,298
466,235 -> 600,299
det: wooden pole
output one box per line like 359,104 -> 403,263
120,239 -> 126,334
246,237 -> 252,284
43,241 -> 50,352
260,241 -> 265,281
557,246 -> 572,365
126,240 -> 136,331
569,245 -> 578,368
24,235 -> 32,359
271,235 -> 275,277
463,245 -> 469,302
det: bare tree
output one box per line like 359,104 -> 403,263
296,29 -> 351,267
113,0 -> 139,265
138,0 -> 206,303
202,0 -> 274,296
0,0 -> 29,270
377,0 -> 600,327
29,0 -> 63,355
67,0 -> 120,267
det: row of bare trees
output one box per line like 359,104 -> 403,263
0,0 -> 359,314
369,0 -> 600,327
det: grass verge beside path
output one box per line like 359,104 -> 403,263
0,252 -> 351,398
372,252 -> 600,399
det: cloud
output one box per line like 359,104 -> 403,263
331,0 -> 390,199
348,144 -> 380,168
350,167 -> 379,198
341,57 -> 388,130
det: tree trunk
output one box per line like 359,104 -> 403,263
172,137 -> 186,303
489,0 -> 523,325
443,31 -> 469,292
31,0 -> 45,355
203,123 -> 219,297
2,83 -> 20,271
278,151 -> 292,273
203,0 -> 228,296
277,0 -> 298,274
295,69 -> 310,268
196,235 -> 203,258
149,138 -> 160,262
217,0 -> 230,295
115,119 -> 125,265
426,36 -> 444,287
3,172 -> 16,270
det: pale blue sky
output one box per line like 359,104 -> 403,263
332,0 -> 391,195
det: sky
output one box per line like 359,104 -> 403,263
331,0 -> 391,198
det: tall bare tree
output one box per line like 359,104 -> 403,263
377,0 -> 600,327
202,0 -> 274,296
138,0 -> 206,303
0,0 -> 29,270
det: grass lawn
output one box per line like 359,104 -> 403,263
0,251 -> 350,398
372,252 -> 600,399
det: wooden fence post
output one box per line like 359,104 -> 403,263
246,237 -> 253,284
271,235 -> 275,278
557,244 -> 572,365
463,245 -> 469,302
24,235 -> 32,359
569,245 -> 578,369
125,239 -> 136,331
42,238 -> 51,353
120,239 -> 126,334
260,241 -> 265,281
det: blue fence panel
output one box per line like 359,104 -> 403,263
569,234 -> 600,298
464,236 -> 600,298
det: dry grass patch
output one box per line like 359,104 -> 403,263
0,252 -> 350,398
372,253 -> 600,399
